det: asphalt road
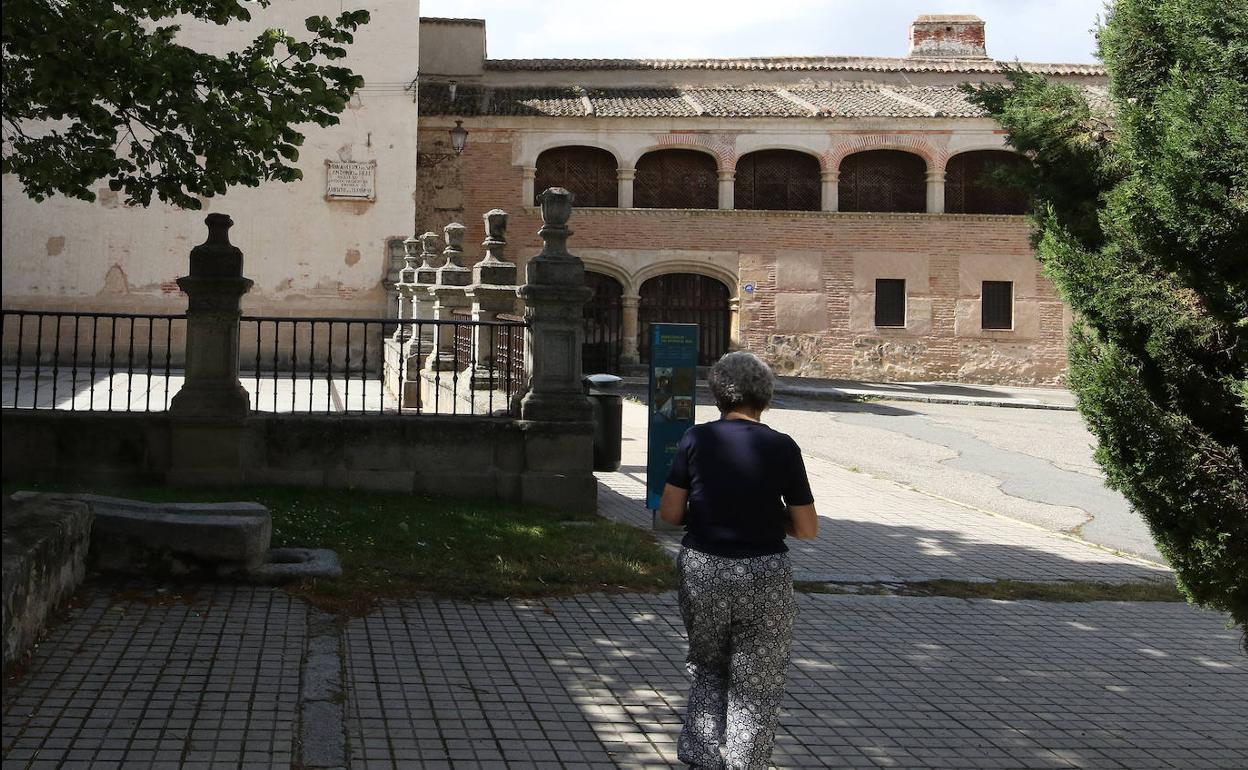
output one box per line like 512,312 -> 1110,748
668,391 -> 1163,564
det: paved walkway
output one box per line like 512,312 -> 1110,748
5,404 -> 1246,769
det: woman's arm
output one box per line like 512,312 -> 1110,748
658,484 -> 689,526
785,503 -> 818,539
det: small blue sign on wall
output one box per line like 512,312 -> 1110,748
646,323 -> 699,511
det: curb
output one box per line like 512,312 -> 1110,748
617,377 -> 1077,411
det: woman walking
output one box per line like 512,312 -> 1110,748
659,351 -> 818,770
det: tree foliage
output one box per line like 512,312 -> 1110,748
2,0 -> 369,209
967,0 -> 1247,634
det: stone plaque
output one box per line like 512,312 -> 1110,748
325,160 -> 376,201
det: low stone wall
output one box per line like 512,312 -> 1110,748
1,410 -> 596,513
2,494 -> 93,668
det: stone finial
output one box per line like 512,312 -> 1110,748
481,209 -> 508,264
418,231 -> 440,269
442,222 -> 466,268
399,236 -> 419,284
536,188 -> 574,259
189,213 -> 244,278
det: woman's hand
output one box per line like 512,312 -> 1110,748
786,503 -> 818,539
658,484 -> 689,526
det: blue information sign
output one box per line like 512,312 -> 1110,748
646,323 -> 699,510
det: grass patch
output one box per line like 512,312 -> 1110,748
796,578 -> 1184,603
5,483 -> 676,615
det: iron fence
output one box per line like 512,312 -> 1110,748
3,309 -> 527,416
2,310 -> 187,411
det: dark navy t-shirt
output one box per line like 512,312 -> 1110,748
665,418 -> 814,558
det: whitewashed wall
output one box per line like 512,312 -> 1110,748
2,0 -> 420,316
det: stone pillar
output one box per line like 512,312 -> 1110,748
517,188 -> 593,422
617,167 -> 635,208
424,222 -> 472,374
821,170 -> 840,212
522,166 -> 537,206
168,214 -> 253,487
391,236 -> 419,342
717,168 -> 735,210
620,294 -> 641,365
729,296 -> 742,348
169,214 -> 254,419
411,231 -> 443,357
466,209 -> 518,390
926,168 -> 946,214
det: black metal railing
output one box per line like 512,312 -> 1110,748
3,309 -> 527,417
2,310 -> 187,411
239,315 -> 526,416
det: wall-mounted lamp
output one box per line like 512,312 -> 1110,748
449,120 -> 468,155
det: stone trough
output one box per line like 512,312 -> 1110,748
3,491 -> 342,665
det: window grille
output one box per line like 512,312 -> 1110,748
735,150 -> 821,211
838,150 -> 926,213
583,271 -> 624,374
534,146 -> 618,208
981,281 -> 1014,330
874,279 -> 907,327
638,273 -> 731,365
946,151 -> 1030,215
634,150 -> 718,209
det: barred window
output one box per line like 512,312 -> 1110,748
534,146 -> 618,208
982,281 -> 1014,330
735,150 -> 821,211
634,149 -> 718,209
946,151 -> 1030,215
874,279 -> 907,327
838,150 -> 926,213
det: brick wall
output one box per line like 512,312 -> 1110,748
419,130 -> 1069,385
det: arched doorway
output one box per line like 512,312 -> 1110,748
639,274 -> 731,366
583,271 -> 624,374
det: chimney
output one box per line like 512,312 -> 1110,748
908,14 -> 987,59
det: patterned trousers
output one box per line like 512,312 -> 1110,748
676,546 -> 797,770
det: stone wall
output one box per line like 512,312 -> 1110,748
1,411 -> 596,513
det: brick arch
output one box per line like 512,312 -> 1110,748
629,134 -> 734,170
837,148 -> 928,213
829,135 -> 940,172
633,148 -> 720,209
525,137 -> 625,170
632,260 -> 739,300
534,146 -> 619,208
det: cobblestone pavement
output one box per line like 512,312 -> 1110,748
5,404 -> 1245,769
4,583 -> 1245,769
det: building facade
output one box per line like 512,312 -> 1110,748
1,0 -> 420,324
415,15 -> 1106,383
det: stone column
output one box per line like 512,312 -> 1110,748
517,188 -> 593,422
617,167 -> 635,208
424,222 -> 472,375
169,214 -> 254,419
729,296 -> 742,348
391,236 -> 419,342
821,170 -> 840,212
926,168 -> 946,214
717,168 -> 735,210
410,231 -> 443,361
466,209 -> 518,390
522,166 -> 537,206
620,294 -> 641,365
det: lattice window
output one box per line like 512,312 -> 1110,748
838,150 -> 927,213
945,151 -> 1030,215
634,150 -> 718,209
534,146 -> 618,208
638,273 -> 731,365
875,279 -> 907,327
981,281 -> 1014,330
735,150 -> 821,211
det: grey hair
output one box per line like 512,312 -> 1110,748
708,351 -> 776,412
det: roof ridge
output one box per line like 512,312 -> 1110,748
876,87 -> 940,117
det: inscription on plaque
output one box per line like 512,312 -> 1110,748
325,160 -> 376,201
